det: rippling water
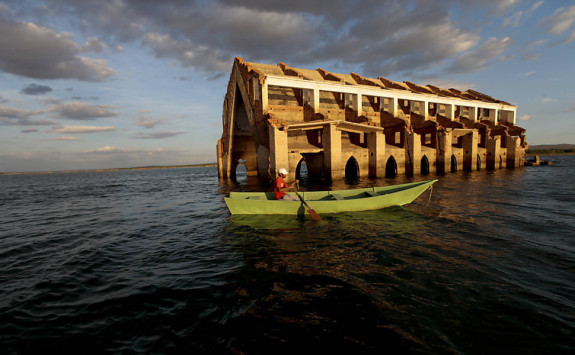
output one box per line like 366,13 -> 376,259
1,156 -> 574,354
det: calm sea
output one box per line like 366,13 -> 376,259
1,156 -> 574,354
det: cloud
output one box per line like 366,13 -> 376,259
503,1 -> 543,27
134,113 -> 170,129
48,125 -> 116,133
133,131 -> 186,139
47,102 -> 117,120
541,97 -> 556,103
447,37 -> 512,73
47,136 -> 81,141
0,105 -> 56,126
20,84 -> 53,95
549,31 -> 575,47
19,0 -> 506,77
0,94 -> 7,103
539,5 -> 575,34
22,129 -> 39,133
518,71 -> 536,77
519,115 -> 535,121
0,18 -> 114,81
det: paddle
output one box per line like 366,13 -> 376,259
293,184 -> 321,221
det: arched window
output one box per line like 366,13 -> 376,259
421,155 -> 430,175
295,158 -> 308,181
385,156 -> 397,178
345,156 -> 359,182
451,155 -> 457,172
233,160 -> 247,181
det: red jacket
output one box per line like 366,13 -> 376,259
274,177 -> 287,200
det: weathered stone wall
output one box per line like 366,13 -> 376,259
218,58 -> 527,181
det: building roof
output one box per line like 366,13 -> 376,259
236,57 -> 514,107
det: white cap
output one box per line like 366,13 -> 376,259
279,168 -> 288,175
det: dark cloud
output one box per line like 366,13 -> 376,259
0,18 -> 114,81
10,0 -> 517,77
22,129 -> 39,133
20,83 -> 53,95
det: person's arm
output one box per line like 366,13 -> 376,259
277,179 -> 299,192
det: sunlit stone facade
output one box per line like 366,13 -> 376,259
217,57 -> 527,181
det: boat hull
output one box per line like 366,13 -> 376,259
224,180 -> 437,215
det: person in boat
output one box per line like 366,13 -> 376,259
275,168 -> 298,201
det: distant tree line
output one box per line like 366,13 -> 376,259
527,148 -> 575,154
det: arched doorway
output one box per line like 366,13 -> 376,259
385,156 -> 397,178
421,155 -> 430,175
295,158 -> 309,182
345,157 -> 359,182
233,160 -> 247,181
477,154 -> 481,170
451,155 -> 457,172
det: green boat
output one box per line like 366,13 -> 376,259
224,179 -> 437,216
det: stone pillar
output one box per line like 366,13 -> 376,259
408,131 -> 422,175
383,97 -> 398,117
323,123 -> 343,179
313,88 -> 320,113
269,126 -> 289,176
469,107 -> 478,122
506,135 -> 520,168
486,136 -> 501,169
486,109 -> 497,124
217,139 -> 224,178
436,130 -> 453,173
367,131 -> 386,177
444,104 -> 454,120
462,131 -> 478,171
261,80 -> 268,112
355,94 -> 363,116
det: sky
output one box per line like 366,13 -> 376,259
1,0 -> 574,172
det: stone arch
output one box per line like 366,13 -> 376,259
451,154 -> 457,172
295,157 -> 309,181
385,156 -> 397,178
345,156 -> 360,181
229,83 -> 258,177
231,159 -> 248,181
421,155 -> 430,175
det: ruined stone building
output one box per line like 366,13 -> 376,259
217,57 -> 528,181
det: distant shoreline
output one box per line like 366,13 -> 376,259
0,163 -> 217,176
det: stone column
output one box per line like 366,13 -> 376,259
486,136 -> 501,169
436,129 -> 453,173
354,93 -> 363,116
367,130 -> 386,177
444,104 -> 454,120
407,131 -> 422,175
486,109 -> 497,124
506,135 -> 520,168
269,125 -> 289,176
462,131 -> 478,171
323,123 -> 343,179
469,107 -> 478,122
261,80 -> 268,112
